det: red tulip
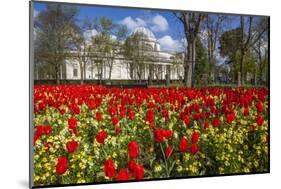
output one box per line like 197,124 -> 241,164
96,131 -> 108,144
68,118 -> 77,129
104,159 -> 116,178
66,140 -> 79,153
116,168 -> 130,181
128,141 -> 139,159
190,143 -> 199,155
56,156 -> 68,175
180,137 -> 188,152
191,131 -> 200,143
165,146 -> 173,158
133,164 -> 144,180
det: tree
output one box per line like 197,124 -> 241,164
174,12 -> 204,87
194,39 -> 208,86
203,15 -> 226,80
252,17 -> 269,85
90,17 -> 127,83
219,16 -> 268,86
238,16 -> 253,86
74,18 -> 94,84
107,24 -> 128,81
123,32 -> 153,83
219,28 -> 241,62
91,34 -> 110,82
34,4 -> 79,84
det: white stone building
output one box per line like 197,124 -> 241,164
37,27 -> 184,81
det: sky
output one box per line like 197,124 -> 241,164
33,1 -> 256,63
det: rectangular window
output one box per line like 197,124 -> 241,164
73,68 -> 78,77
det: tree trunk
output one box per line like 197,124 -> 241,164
186,41 -> 193,87
240,16 -> 245,86
191,39 -> 196,87
108,59 -> 114,81
55,64 -> 60,85
80,63 -> 84,84
238,72 -> 241,87
258,48 -> 263,85
240,50 -> 245,86
259,64 -> 263,84
254,68 -> 257,85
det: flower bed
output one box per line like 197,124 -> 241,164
33,85 -> 269,186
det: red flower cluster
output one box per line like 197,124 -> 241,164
154,128 -> 165,143
226,113 -> 235,124
190,143 -> 199,155
33,85 -> 268,183
116,169 -> 130,181
66,140 -> 79,153
128,141 -> 139,159
68,118 -> 77,129
56,156 -> 68,175
191,131 -> 200,143
104,159 -> 116,178
145,109 -> 155,127
133,164 -> 144,180
212,118 -> 221,128
127,160 -> 144,180
96,131 -> 108,144
34,125 -> 52,144
256,115 -> 264,126
180,137 -> 189,152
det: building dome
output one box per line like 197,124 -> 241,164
132,27 -> 156,41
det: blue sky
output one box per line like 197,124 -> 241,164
33,2 -> 248,55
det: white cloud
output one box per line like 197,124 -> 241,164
199,29 -> 209,49
111,35 -> 117,40
150,14 -> 169,32
158,35 -> 184,52
34,9 -> 39,18
119,16 -> 146,31
83,29 -> 99,41
214,50 -> 227,65
120,14 -> 169,33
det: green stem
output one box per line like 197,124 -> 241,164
160,143 -> 169,177
101,145 -> 107,158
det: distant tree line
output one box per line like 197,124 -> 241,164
174,12 -> 269,87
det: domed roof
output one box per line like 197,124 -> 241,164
132,27 -> 156,41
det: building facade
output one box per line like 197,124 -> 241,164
36,27 -> 184,81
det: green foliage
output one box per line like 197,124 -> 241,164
194,39 -> 209,84
219,28 -> 241,62
228,50 -> 257,83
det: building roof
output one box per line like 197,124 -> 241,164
132,27 -> 156,42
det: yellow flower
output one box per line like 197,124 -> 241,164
34,176 -> 40,181
154,164 -> 162,172
177,165 -> 183,172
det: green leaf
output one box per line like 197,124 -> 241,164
169,160 -> 176,174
